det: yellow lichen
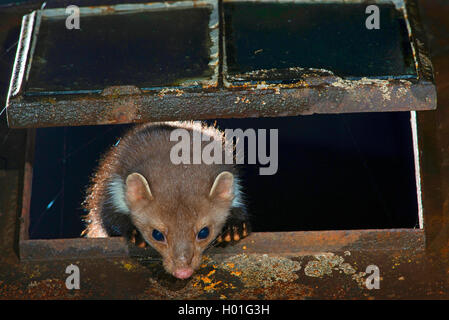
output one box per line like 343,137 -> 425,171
206,270 -> 216,277
200,276 -> 212,284
204,281 -> 222,291
121,262 -> 134,271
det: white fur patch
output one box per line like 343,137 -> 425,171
232,176 -> 244,209
106,175 -> 130,214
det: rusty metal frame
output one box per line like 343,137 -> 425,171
35,1 -> 220,89
11,0 -> 431,266
18,111 -> 426,261
5,0 -> 436,128
2,0 -> 449,300
220,0 -> 436,102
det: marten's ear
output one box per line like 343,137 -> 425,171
209,171 -> 234,202
125,173 -> 154,208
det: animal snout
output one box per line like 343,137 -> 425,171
173,267 -> 194,279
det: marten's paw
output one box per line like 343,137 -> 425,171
216,219 -> 250,245
216,206 -> 251,245
130,229 -> 148,248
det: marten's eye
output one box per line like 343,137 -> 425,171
152,229 -> 165,242
197,227 -> 210,240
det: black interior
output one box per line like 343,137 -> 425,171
26,7 -> 214,92
29,113 -> 419,239
224,2 -> 416,82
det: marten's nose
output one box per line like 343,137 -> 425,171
173,267 -> 194,279
173,250 -> 194,279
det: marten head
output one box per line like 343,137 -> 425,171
124,171 -> 235,279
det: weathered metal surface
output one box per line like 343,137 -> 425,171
17,229 -> 424,261
405,0 -> 436,86
207,229 -> 425,254
19,238 -> 130,261
415,1 -> 449,268
19,128 -> 34,241
5,0 -> 437,128
6,80 -> 436,128
0,245 -> 431,299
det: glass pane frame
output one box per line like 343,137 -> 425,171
5,0 -> 436,128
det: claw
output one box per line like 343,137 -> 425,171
215,218 -> 251,247
242,223 -> 248,237
130,230 -> 137,244
137,240 -> 147,248
131,229 -> 148,248
233,226 -> 240,241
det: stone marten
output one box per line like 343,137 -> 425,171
82,121 -> 250,279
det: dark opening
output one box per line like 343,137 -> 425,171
223,2 -> 416,83
28,113 -> 419,239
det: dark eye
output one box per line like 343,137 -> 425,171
197,227 -> 210,240
152,229 -> 165,242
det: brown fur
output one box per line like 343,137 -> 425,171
83,121 -> 240,278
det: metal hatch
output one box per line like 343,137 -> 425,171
5,0 -> 436,128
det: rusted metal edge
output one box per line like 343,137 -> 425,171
19,128 -> 35,242
405,0 -> 436,87
19,237 -> 130,261
205,229 -> 425,256
415,98 -> 446,252
7,79 -> 436,128
19,229 -> 424,261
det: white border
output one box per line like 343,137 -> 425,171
411,110 -> 424,229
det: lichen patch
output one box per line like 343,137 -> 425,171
304,252 -> 366,289
220,254 -> 302,288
